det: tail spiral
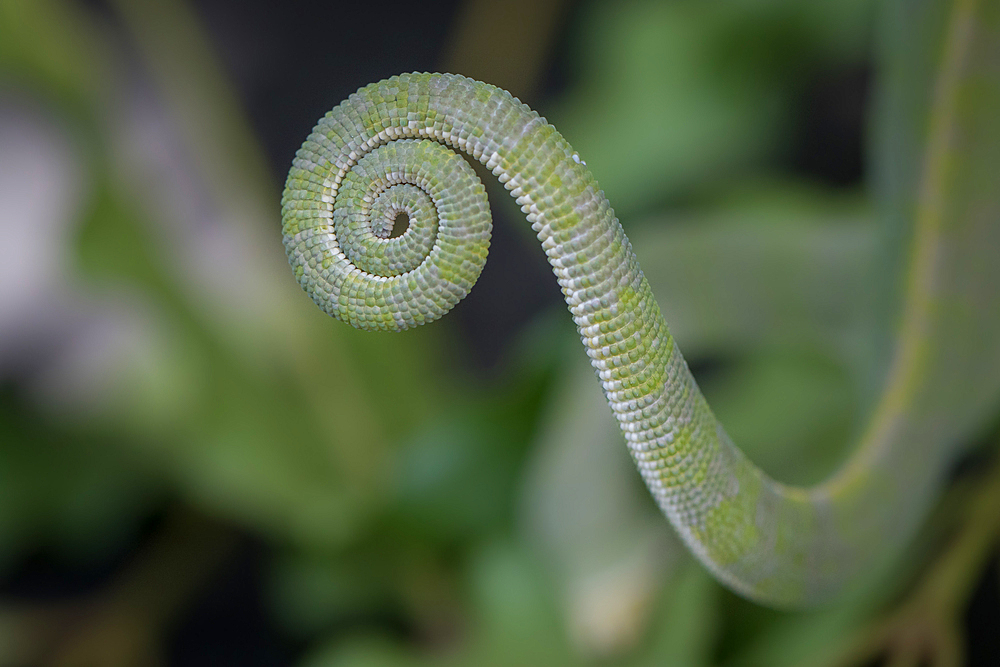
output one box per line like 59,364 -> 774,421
283,107 -> 491,331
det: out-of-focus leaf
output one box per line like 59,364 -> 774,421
389,417 -> 521,543
701,352 -> 857,486
268,548 -> 395,640
522,354 -> 680,658
549,0 -> 874,217
631,189 -> 875,372
462,541 -> 570,665
627,562 -> 717,667
0,0 -> 110,121
52,9 -> 475,552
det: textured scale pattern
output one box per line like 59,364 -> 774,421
281,71 -> 1000,607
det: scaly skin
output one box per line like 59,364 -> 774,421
281,13 -> 1000,609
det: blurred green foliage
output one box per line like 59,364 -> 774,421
0,0 -> 997,665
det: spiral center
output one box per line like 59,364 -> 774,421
389,212 -> 410,239
304,137 -> 492,330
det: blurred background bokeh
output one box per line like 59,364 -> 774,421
0,0 -> 998,665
